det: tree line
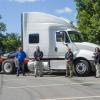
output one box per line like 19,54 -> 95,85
0,15 -> 21,53
75,0 -> 100,44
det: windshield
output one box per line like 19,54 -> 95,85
68,31 -> 83,42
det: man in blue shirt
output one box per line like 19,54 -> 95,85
15,47 -> 26,76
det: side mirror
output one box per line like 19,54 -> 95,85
55,47 -> 58,52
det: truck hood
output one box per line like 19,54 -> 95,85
74,42 -> 100,52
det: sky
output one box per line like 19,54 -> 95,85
0,0 -> 77,33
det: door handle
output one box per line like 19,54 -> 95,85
55,47 -> 58,52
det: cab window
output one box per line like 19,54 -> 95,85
56,31 -> 64,42
29,34 -> 39,44
56,31 -> 70,43
68,31 -> 83,42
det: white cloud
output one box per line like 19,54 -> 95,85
56,7 -> 72,14
9,0 -> 44,3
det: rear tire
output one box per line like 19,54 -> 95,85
74,59 -> 91,76
2,60 -> 15,74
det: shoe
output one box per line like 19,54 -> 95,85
65,75 -> 69,77
35,75 -> 37,77
69,74 -> 73,78
40,75 -> 43,77
23,74 -> 26,76
69,76 -> 73,78
16,74 -> 19,77
95,76 -> 100,78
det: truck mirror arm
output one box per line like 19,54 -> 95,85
55,47 -> 58,52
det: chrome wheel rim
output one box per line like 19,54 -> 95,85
4,63 -> 12,73
76,62 -> 87,74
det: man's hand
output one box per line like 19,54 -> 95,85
37,57 -> 40,61
65,60 -> 70,63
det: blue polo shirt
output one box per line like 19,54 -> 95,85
16,51 -> 26,63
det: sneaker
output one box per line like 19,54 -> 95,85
23,74 -> 26,76
69,75 -> 73,78
35,75 -> 37,77
16,74 -> 19,77
65,75 -> 69,77
96,76 -> 100,78
40,75 -> 43,77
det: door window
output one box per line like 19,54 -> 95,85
56,31 -> 69,43
56,31 -> 64,42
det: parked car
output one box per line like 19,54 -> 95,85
0,49 -> 3,55
3,51 -> 16,58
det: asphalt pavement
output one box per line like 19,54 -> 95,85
0,73 -> 100,100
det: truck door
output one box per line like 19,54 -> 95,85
55,31 -> 70,58
50,31 -> 70,70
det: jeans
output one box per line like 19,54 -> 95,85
15,58 -> 25,76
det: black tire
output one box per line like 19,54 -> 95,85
74,59 -> 91,76
2,60 -> 15,74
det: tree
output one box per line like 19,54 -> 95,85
75,0 -> 100,44
0,15 -> 6,33
0,15 -> 21,52
0,15 -> 6,52
2,33 -> 21,52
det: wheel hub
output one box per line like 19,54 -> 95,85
4,63 -> 12,73
76,62 -> 87,74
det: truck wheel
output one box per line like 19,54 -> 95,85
74,59 -> 90,76
2,60 -> 15,74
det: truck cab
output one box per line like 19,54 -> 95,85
53,29 -> 97,76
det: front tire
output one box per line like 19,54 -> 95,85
2,60 -> 15,74
74,59 -> 91,76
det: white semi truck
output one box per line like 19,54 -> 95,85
1,12 -> 99,76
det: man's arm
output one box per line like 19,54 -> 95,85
65,53 -> 67,60
40,51 -> 43,58
24,52 -> 26,58
65,53 -> 69,63
70,52 -> 73,61
15,52 -> 18,58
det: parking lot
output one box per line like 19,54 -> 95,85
0,73 -> 100,100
